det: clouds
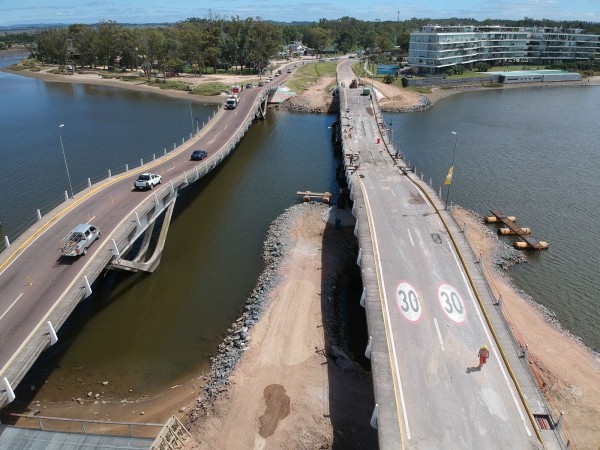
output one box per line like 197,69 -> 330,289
0,0 -> 597,26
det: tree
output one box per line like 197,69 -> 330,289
35,28 -> 69,65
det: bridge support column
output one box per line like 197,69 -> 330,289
370,403 -> 379,429
47,321 -> 58,345
354,222 -> 359,238
111,239 -> 121,258
4,236 -> 9,248
2,378 -> 15,403
360,287 -> 366,308
111,199 -> 176,274
37,209 -> 42,220
83,276 -> 92,298
364,335 -> 372,359
356,248 -> 362,267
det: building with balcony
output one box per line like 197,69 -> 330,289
408,25 -> 599,74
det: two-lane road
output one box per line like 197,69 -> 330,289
0,66 -> 293,383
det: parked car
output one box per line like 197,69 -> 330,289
61,223 -> 100,256
134,173 -> 161,190
257,81 -> 265,87
191,150 -> 208,161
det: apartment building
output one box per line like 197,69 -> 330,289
408,25 -> 600,74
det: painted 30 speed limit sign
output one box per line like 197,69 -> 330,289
395,282 -> 422,322
438,283 -> 467,324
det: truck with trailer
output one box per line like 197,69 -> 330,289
61,223 -> 100,256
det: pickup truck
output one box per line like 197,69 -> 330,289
134,172 -> 162,190
61,224 -> 100,256
225,96 -> 238,109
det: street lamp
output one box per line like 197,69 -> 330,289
444,131 -> 458,210
58,124 -> 74,199
189,100 -> 194,135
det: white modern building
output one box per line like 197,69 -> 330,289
408,25 -> 600,74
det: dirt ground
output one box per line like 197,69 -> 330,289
186,204 -> 377,449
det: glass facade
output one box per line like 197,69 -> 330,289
408,25 -> 600,73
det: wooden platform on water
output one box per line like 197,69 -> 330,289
488,209 -> 548,250
297,191 -> 332,203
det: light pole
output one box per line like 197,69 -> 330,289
444,131 -> 458,210
189,100 -> 194,134
58,124 -> 74,199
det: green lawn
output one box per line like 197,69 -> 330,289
189,82 -> 230,96
285,61 -> 338,94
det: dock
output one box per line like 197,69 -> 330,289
486,210 -> 548,250
297,191 -> 332,204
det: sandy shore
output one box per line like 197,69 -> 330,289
3,59 -> 599,447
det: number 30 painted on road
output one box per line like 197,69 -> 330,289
438,284 -> 467,324
396,282 -> 422,322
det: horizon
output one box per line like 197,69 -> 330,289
1,0 -> 598,28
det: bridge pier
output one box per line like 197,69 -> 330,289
111,199 -> 176,274
256,96 -> 269,120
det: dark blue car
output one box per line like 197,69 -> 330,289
190,150 -> 208,161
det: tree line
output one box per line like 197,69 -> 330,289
11,16 -> 600,76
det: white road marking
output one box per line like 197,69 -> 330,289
446,239 -> 532,436
0,293 -> 24,322
433,318 -> 445,351
86,216 -> 96,223
407,228 -> 415,246
361,179 -> 411,440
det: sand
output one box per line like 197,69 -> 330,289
3,56 -> 599,448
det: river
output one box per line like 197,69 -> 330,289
1,52 -> 598,405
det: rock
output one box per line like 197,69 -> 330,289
87,391 -> 93,397
102,381 -> 109,386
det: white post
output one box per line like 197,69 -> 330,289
135,212 -> 142,228
556,411 -> 564,432
4,236 -> 9,248
108,169 -> 112,178
47,321 -> 58,345
174,143 -> 176,150
370,404 -> 379,429
164,148 -> 167,155
356,248 -> 362,267
438,186 -> 442,198
3,377 -> 15,403
125,164 -> 129,172
64,191 -> 69,202
111,239 -> 121,257
140,158 -> 143,167
87,178 -> 91,187
524,344 -> 529,361
153,153 -> 156,160
184,171 -> 189,184
365,336 -> 372,359
170,180 -> 175,195
83,276 -> 92,297
37,209 -> 42,220
360,287 -> 366,308
154,193 -> 160,209
182,138 -> 185,145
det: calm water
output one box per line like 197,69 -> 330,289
1,52 -> 599,402
387,85 -> 600,352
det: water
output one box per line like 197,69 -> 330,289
387,85 -> 600,351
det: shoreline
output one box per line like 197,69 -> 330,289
2,58 -> 599,446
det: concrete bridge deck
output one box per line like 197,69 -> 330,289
336,60 -> 565,449
0,72 -> 286,412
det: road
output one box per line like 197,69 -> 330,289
0,67 -> 293,387
338,60 -> 542,448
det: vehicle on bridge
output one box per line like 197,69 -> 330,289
225,96 -> 238,109
190,150 -> 208,161
134,173 -> 162,190
61,224 -> 100,256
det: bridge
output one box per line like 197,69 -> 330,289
335,60 -> 566,449
0,69 -> 284,410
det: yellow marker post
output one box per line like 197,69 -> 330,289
26,275 -> 32,286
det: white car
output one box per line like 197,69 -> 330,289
134,172 -> 162,190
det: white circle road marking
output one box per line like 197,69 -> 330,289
396,281 -> 422,322
438,283 -> 467,324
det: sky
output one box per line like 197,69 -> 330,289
0,0 -> 598,27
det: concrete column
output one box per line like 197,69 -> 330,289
2,378 -> 15,403
370,404 -> 379,429
354,221 -> 359,238
64,191 -> 69,202
108,169 -> 112,178
153,153 -> 156,160
83,276 -> 92,298
134,212 -> 142,228
4,236 -> 9,248
360,287 -> 366,308
111,239 -> 121,257
184,171 -> 189,184
88,178 -> 91,187
125,164 -> 129,172
357,248 -> 362,267
47,321 -> 58,345
365,336 -> 372,359
37,209 -> 42,220
140,158 -> 143,167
